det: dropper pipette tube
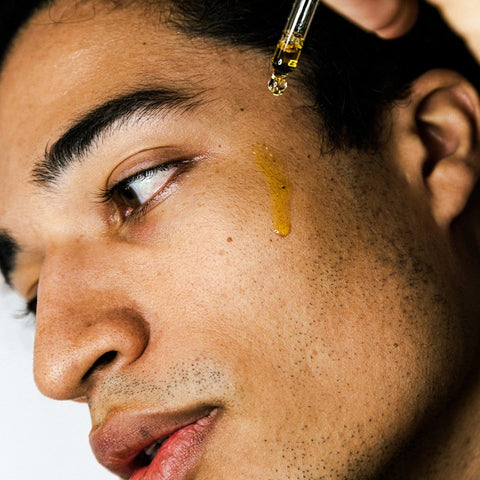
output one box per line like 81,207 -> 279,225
268,0 -> 320,96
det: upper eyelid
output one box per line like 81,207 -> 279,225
106,148 -> 197,189
118,162 -> 176,187
98,160 -> 187,203
107,167 -> 154,197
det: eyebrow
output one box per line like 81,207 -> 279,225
31,87 -> 205,187
0,230 -> 19,287
0,88 -> 204,285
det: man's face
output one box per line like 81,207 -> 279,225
0,1 -> 476,478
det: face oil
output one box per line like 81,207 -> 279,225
252,143 -> 291,237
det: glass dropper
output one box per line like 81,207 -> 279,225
268,0 -> 320,96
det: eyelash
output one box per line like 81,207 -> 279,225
16,296 -> 37,324
99,159 -> 189,223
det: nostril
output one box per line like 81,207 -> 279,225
82,350 -> 118,382
34,306 -> 149,400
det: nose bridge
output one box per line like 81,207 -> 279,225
40,238 -> 113,292
33,240 -> 150,400
37,240 -> 117,322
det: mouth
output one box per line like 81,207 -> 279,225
90,406 -> 218,480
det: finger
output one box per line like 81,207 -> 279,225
322,0 -> 419,39
428,0 -> 480,63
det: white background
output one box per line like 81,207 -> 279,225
0,285 -> 116,479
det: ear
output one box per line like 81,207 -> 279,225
390,69 -> 480,230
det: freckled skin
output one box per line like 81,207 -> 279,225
0,1 -> 479,479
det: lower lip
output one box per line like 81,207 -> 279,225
130,409 -> 218,480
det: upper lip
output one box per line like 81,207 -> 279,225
89,405 -> 216,479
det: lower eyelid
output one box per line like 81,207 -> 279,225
116,161 -> 192,222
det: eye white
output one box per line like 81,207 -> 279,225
125,165 -> 177,205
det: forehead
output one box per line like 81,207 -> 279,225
0,3 -> 269,220
0,1 -> 267,161
0,3 -> 199,139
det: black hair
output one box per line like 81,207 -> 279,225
0,0 -> 50,62
1,0 -> 480,151
164,0 -> 480,150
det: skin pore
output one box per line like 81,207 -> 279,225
0,1 -> 479,479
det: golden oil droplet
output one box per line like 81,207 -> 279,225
268,73 -> 288,96
252,143 -> 291,237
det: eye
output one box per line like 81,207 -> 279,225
16,296 -> 37,325
104,160 -> 188,221
26,297 -> 37,316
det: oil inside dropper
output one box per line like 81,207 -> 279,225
268,32 -> 304,96
268,0 -> 320,95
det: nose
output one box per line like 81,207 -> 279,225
33,242 -> 150,400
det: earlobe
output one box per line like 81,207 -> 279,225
412,70 -> 480,229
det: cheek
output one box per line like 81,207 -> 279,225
103,143 -> 464,474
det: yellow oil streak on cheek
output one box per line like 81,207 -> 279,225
252,143 -> 291,237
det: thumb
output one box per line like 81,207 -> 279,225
322,0 -> 418,38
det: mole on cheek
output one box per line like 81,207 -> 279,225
252,143 -> 291,237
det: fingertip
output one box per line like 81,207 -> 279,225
322,0 -> 419,39
375,0 -> 419,39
